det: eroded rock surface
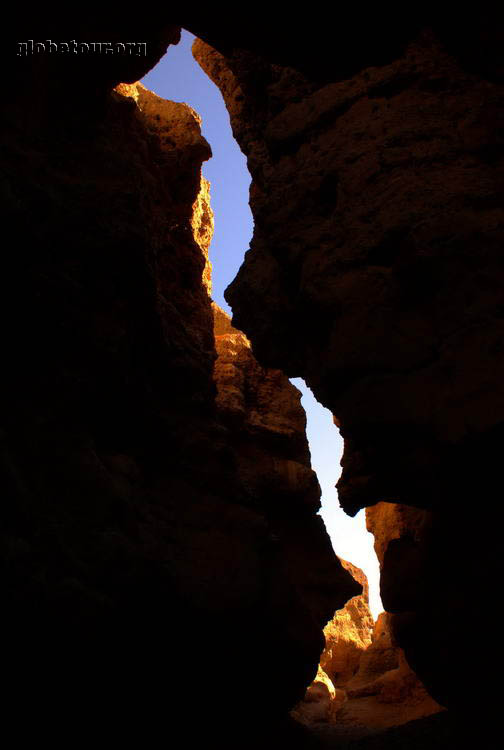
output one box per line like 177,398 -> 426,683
2,65 -> 217,733
1,35 -> 360,741
4,12 -> 503,741
320,559 -> 374,688
292,560 -> 373,727
213,304 -> 360,655
193,17 -> 504,712
293,565 -> 441,735
344,613 -> 443,728
366,502 -> 433,614
193,29 -> 504,515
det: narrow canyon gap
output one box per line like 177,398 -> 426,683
142,29 -> 384,620
2,18 -> 360,746
187,14 -> 504,732
2,11 -> 503,747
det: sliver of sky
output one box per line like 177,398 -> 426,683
291,380 -> 382,620
142,30 -> 251,315
141,30 -> 383,620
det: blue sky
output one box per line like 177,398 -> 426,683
142,30 -> 382,620
142,30 -> 251,316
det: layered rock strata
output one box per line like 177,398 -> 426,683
1,41 -> 359,741
193,16 -> 504,712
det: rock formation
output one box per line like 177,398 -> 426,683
192,14 -> 504,713
292,565 -> 441,735
1,30 -> 360,743
292,665 -> 347,726
320,559 -> 374,688
344,613 -> 443,729
292,560 -> 373,727
4,11 -> 504,742
212,305 -> 359,644
366,501 -> 433,614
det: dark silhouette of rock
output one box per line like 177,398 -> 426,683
3,11 -> 504,742
292,567 -> 441,734
193,14 -> 504,714
0,41 -> 358,741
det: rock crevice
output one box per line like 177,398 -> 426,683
1,40 -> 359,739
3,13 -> 503,740
192,18 -> 504,712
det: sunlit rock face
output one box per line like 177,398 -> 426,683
292,665 -> 347,725
192,15 -> 504,712
348,612 -> 400,689
293,566 -> 442,733
345,614 -> 442,723
1,26 -> 360,740
320,559 -> 374,688
213,303 -> 361,709
291,559 -> 374,728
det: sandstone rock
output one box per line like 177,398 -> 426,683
291,665 -> 346,725
192,176 -> 214,296
0,36 -> 361,740
347,613 -> 400,691
1,66 -> 220,735
192,17 -> 504,713
366,502 -> 432,613
343,613 -> 443,729
292,561 -> 371,727
366,502 -> 431,570
4,13 -> 504,741
296,605 -> 443,733
212,304 -> 361,646
320,559 -> 374,687
195,30 -> 504,515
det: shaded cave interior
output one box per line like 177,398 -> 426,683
136,32 -> 440,733
140,27 -> 384,619
3,12 -> 503,746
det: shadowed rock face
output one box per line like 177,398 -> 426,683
192,15 -> 504,711
5,18 -> 182,138
365,502 -> 458,708
1,69 -> 216,732
339,612 -> 443,732
292,567 -> 442,734
3,12 -> 504,737
194,28 -> 504,515
291,560 -> 375,728
1,29 -> 359,742
212,304 -> 360,710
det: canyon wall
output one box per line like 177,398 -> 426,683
343,613 -> 443,731
4,12 -> 503,739
320,559 -> 374,688
292,565 -> 441,735
2,29 -> 359,742
193,13 -> 504,712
